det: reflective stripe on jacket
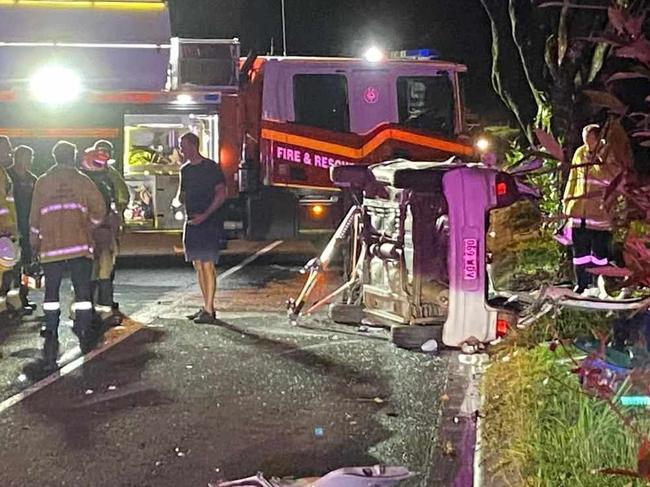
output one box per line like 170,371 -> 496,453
0,167 -> 17,236
563,144 -> 617,231
30,166 -> 106,263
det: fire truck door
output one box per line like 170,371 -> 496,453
348,70 -> 396,135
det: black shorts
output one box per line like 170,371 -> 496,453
183,221 -> 221,263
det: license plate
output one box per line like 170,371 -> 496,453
463,238 -> 478,280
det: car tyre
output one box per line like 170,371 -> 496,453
391,324 -> 443,350
329,303 -> 364,325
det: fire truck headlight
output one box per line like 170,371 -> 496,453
174,210 -> 185,221
364,46 -> 385,63
476,136 -> 491,153
29,66 -> 82,104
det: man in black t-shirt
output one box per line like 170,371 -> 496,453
176,133 -> 227,324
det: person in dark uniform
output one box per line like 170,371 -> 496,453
175,133 -> 227,324
7,145 -> 38,312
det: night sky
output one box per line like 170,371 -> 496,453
168,0 -> 506,121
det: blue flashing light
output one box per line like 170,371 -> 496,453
390,48 -> 440,60
204,93 -> 221,103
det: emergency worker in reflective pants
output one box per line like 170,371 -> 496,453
8,145 -> 38,313
80,146 -> 121,324
0,136 -> 19,313
563,124 -> 617,296
30,141 -> 105,351
92,140 -> 128,312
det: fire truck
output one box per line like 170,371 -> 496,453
0,0 -> 477,254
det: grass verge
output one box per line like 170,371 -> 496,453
482,344 -> 649,487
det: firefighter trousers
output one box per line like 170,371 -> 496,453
572,223 -> 612,292
42,257 -> 93,334
92,245 -> 116,316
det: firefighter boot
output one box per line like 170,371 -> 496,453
73,302 -> 96,354
96,279 -> 122,326
41,301 -> 61,338
19,285 -> 36,314
6,288 -> 23,314
574,265 -> 593,294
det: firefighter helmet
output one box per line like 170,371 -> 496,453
81,148 -> 110,172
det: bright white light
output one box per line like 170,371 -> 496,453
29,66 -> 81,104
364,46 -> 385,63
476,137 -> 490,153
174,210 -> 184,221
176,94 -> 194,104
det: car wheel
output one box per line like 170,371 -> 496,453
391,324 -> 443,350
329,303 -> 364,325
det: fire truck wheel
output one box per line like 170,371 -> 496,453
391,324 -> 443,350
329,303 -> 364,325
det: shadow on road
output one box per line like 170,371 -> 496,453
20,327 -> 169,449
0,310 -> 42,354
184,318 -> 393,481
213,318 -> 385,391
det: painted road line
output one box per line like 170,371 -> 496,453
0,241 -> 284,414
130,240 -> 284,324
0,320 -> 143,415
217,240 -> 284,282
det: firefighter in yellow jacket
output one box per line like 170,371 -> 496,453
0,135 -> 19,314
30,141 -> 105,350
563,124 -> 617,295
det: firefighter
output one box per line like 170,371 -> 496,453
30,141 -> 105,351
92,140 -> 129,215
563,124 -> 616,296
7,145 -> 38,313
80,146 -> 121,325
92,140 -> 128,312
0,135 -> 19,315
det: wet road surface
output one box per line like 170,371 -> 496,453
0,248 -> 468,486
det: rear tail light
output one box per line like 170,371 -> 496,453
496,318 -> 508,337
496,311 -> 517,338
494,173 -> 519,208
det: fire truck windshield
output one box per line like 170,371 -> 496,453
397,75 -> 454,137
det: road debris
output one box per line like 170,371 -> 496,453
421,339 -> 438,353
216,465 -> 413,486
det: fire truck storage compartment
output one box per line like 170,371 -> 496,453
362,169 -> 449,326
122,112 -> 218,231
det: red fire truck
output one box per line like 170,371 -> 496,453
0,0 -> 477,254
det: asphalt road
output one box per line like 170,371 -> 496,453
0,249 -> 472,487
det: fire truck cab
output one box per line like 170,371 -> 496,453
232,55 -> 475,240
